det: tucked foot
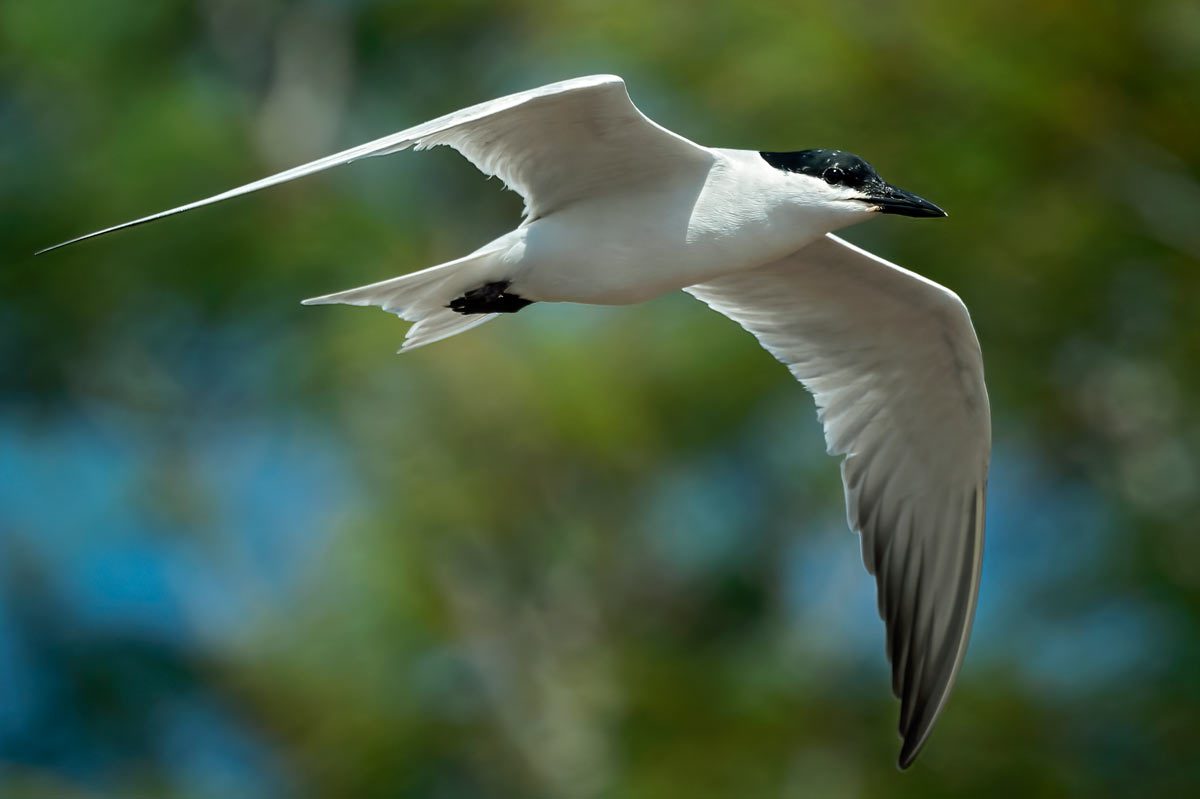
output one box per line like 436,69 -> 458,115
448,280 -> 535,315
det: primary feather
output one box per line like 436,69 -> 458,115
686,233 -> 990,767
38,75 -> 708,253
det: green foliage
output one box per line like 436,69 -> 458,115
2,1 -> 1199,797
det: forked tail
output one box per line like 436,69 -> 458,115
302,246 -> 507,351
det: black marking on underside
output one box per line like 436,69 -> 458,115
448,281 -> 535,315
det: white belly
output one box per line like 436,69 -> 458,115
500,156 -> 833,305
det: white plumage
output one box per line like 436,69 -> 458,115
41,75 -> 991,768
687,233 -> 989,767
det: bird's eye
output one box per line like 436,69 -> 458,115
823,166 -> 846,185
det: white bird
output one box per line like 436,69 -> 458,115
41,75 -> 990,768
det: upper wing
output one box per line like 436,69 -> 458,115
685,233 -> 990,768
39,75 -> 710,253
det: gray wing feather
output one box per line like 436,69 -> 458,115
686,233 -> 990,768
39,75 -> 708,253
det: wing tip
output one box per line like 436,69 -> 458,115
892,482 -> 988,771
35,237 -> 84,256
34,212 -> 177,255
896,725 -> 931,770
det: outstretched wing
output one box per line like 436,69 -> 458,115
39,75 -> 710,253
686,233 -> 990,768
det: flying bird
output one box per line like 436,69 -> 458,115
41,75 -> 990,768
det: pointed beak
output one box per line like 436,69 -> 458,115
870,185 -> 948,218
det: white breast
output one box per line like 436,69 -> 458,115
509,149 -> 833,305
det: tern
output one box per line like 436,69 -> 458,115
40,75 -> 990,768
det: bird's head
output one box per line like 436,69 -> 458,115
761,149 -> 947,222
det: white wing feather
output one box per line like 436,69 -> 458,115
39,75 -> 709,253
685,233 -> 990,768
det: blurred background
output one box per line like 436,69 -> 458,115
3,1 -> 1199,796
